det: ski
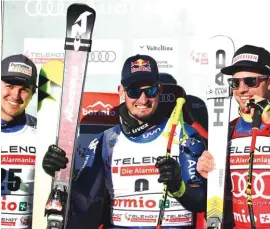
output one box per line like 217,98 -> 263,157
44,4 -> 96,229
206,35 -> 235,229
32,60 -> 64,229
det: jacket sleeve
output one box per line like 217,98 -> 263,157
70,134 -> 105,214
175,123 -> 207,213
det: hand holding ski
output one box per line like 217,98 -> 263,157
43,145 -> 69,177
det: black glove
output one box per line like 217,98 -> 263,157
155,156 -> 182,193
42,145 -> 69,177
247,98 -> 270,113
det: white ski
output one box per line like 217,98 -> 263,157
206,35 -> 235,229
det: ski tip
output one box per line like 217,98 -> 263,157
209,35 -> 236,52
67,3 -> 96,16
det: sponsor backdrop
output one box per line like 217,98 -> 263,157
3,0 -> 270,121
2,0 -> 270,121
2,0 -> 270,227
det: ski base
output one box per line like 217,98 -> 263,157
45,185 -> 68,229
207,217 -> 221,229
47,214 -> 64,229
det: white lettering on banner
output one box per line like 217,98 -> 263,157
231,171 -> 270,199
233,209 -> 257,223
143,128 -> 161,139
71,11 -> 92,51
82,101 -> 116,116
232,53 -> 258,64
64,66 -> 78,123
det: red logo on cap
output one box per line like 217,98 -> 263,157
131,59 -> 151,73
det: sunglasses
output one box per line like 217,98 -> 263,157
227,75 -> 270,90
125,85 -> 159,99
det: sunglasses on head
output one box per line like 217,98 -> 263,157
125,85 -> 160,99
227,75 -> 270,90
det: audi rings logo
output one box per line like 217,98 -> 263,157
231,171 -> 270,199
88,51 -> 116,63
160,94 -> 175,103
25,0 -> 66,17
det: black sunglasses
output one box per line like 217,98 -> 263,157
227,75 -> 270,90
125,85 -> 160,99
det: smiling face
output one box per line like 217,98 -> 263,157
119,82 -> 162,124
232,71 -> 270,110
1,80 -> 34,121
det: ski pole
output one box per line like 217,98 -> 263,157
156,97 -> 186,229
246,100 -> 263,229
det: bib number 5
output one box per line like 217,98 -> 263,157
1,168 -> 22,191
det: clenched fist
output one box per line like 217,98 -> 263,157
196,150 -> 215,179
